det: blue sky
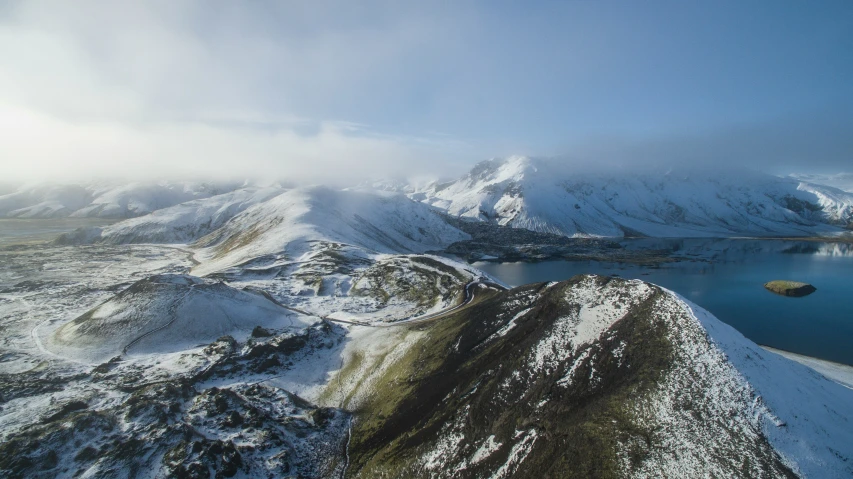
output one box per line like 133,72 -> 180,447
1,0 -> 851,181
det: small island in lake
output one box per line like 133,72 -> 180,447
764,280 -> 817,297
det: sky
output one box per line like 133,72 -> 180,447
1,0 -> 851,182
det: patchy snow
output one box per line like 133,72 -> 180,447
3,192 -> 853,479
422,405 -> 470,471
492,307 -> 531,338
492,429 -> 538,479
322,324 -> 426,409
470,435 -> 502,464
556,347 -> 592,387
529,276 -> 652,375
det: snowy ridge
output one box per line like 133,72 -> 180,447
791,173 -> 853,193
58,186 -> 285,244
0,181 -> 242,219
345,275 -> 852,478
413,156 -> 853,237
673,293 -> 853,478
191,186 -> 469,275
796,181 -> 853,226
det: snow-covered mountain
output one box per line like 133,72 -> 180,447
791,172 -> 853,193
56,185 -> 285,244
60,185 -> 470,275
193,186 -> 469,275
0,181 -> 243,219
340,275 -> 853,478
49,273 -> 316,363
412,156 -> 853,237
3,187 -> 853,477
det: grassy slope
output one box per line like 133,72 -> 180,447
345,276 -> 795,478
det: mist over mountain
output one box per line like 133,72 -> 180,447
3,2 -> 853,478
400,157 -> 853,237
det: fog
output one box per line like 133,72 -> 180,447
1,1 -> 851,184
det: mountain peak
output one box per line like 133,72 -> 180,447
418,158 -> 853,237
467,156 -> 539,183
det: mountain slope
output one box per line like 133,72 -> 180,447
415,157 -> 853,237
338,275 -> 852,478
790,173 -> 853,193
191,186 -> 470,275
56,186 -> 285,244
0,181 -> 241,219
48,274 -> 316,362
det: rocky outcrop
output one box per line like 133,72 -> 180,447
764,280 -> 817,297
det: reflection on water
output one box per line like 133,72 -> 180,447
814,243 -> 853,257
617,237 -> 853,259
475,238 -> 853,365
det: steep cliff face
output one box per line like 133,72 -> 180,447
344,275 -> 853,478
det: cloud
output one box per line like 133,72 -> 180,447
1,1 -> 850,182
0,0 -> 475,182
0,106 -> 472,183
560,110 -> 853,175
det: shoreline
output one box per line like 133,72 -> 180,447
761,346 -> 853,390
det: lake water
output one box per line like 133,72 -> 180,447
474,238 -> 853,365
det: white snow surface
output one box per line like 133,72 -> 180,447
672,293 -> 853,478
0,180 -> 242,219
69,186 -> 285,244
412,156 -> 853,237
192,186 -> 470,275
791,173 -> 853,193
47,273 -> 316,363
761,346 -> 853,390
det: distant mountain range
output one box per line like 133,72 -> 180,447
404,157 -> 853,237
789,172 -> 853,193
3,160 -> 853,477
0,181 -> 243,218
6,160 -> 853,240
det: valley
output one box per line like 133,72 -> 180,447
1,164 -> 852,478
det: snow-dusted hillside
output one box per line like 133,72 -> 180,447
56,185 -> 470,275
414,156 -> 853,237
2,227 -> 852,476
795,181 -> 853,225
0,181 -> 242,219
49,274 -> 316,363
791,172 -> 853,193
340,275 -> 853,478
191,186 -> 469,275
56,186 -> 285,244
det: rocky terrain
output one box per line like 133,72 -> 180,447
2,175 -> 853,478
336,275 -> 852,478
763,280 -> 817,298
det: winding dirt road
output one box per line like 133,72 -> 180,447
323,280 -> 505,328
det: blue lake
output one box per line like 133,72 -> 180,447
474,238 -> 853,365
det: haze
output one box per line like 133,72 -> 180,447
1,0 -> 851,183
